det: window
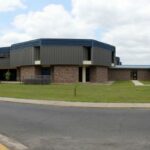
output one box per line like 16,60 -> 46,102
84,46 -> 91,60
87,47 -> 91,60
34,46 -> 40,60
41,67 -> 50,75
112,51 -> 115,63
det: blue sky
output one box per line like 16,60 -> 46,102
0,0 -> 150,64
25,0 -> 71,11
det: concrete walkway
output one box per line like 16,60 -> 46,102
0,81 -> 21,84
0,97 -> 150,109
132,80 -> 144,86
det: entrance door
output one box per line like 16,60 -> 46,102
131,70 -> 138,80
78,67 -> 91,82
41,67 -> 50,76
78,67 -> 82,82
86,67 -> 90,82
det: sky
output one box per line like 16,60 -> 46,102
0,0 -> 150,65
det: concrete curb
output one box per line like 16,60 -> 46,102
0,97 -> 150,109
0,144 -> 9,150
0,134 -> 28,150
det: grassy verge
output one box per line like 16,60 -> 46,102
0,81 -> 150,103
141,81 -> 150,85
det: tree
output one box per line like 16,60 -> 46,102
5,71 -> 11,81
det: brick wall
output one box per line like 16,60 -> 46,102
109,69 -> 150,81
20,66 -> 41,81
90,67 -> 108,82
138,70 -> 150,80
18,66 -> 150,82
53,66 -> 78,83
108,69 -> 131,80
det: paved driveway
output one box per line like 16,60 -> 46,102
0,101 -> 150,150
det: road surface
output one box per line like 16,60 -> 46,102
0,101 -> 150,150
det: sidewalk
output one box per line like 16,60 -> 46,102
0,97 -> 150,108
132,80 -> 144,86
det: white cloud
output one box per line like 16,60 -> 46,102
72,0 -> 150,64
0,0 -> 150,64
0,4 -> 95,46
0,32 -> 30,46
0,0 -> 25,12
12,4 -> 95,39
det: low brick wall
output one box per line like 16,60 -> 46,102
108,69 -> 131,81
20,66 -> 41,81
18,66 -> 150,83
109,69 -> 150,81
138,70 -> 150,80
90,67 -> 108,82
53,66 -> 78,83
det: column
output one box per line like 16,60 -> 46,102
82,66 -> 86,83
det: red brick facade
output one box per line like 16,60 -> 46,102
17,66 -> 150,83
90,67 -> 108,82
138,70 -> 150,80
108,69 -> 131,81
53,66 -> 78,83
109,69 -> 150,81
19,66 -> 40,81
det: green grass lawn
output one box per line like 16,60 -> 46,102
141,81 -> 150,85
0,81 -> 150,103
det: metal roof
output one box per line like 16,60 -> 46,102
112,65 -> 150,69
11,38 -> 115,51
0,47 -> 10,53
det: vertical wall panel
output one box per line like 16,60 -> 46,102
10,44 -> 114,67
41,46 -> 87,65
92,47 -> 112,66
0,58 -> 10,69
10,47 -> 34,67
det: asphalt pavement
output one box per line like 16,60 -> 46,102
0,101 -> 150,150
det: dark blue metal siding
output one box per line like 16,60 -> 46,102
1,39 -> 116,67
0,47 -> 10,53
0,47 -> 10,68
92,40 -> 115,51
41,39 -> 92,47
11,40 -> 41,50
11,39 -> 115,52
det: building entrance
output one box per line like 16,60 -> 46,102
131,70 -> 138,80
0,69 -> 17,81
78,67 -> 91,82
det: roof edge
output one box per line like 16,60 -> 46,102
10,38 -> 115,51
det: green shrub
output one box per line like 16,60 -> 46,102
5,71 -> 11,81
